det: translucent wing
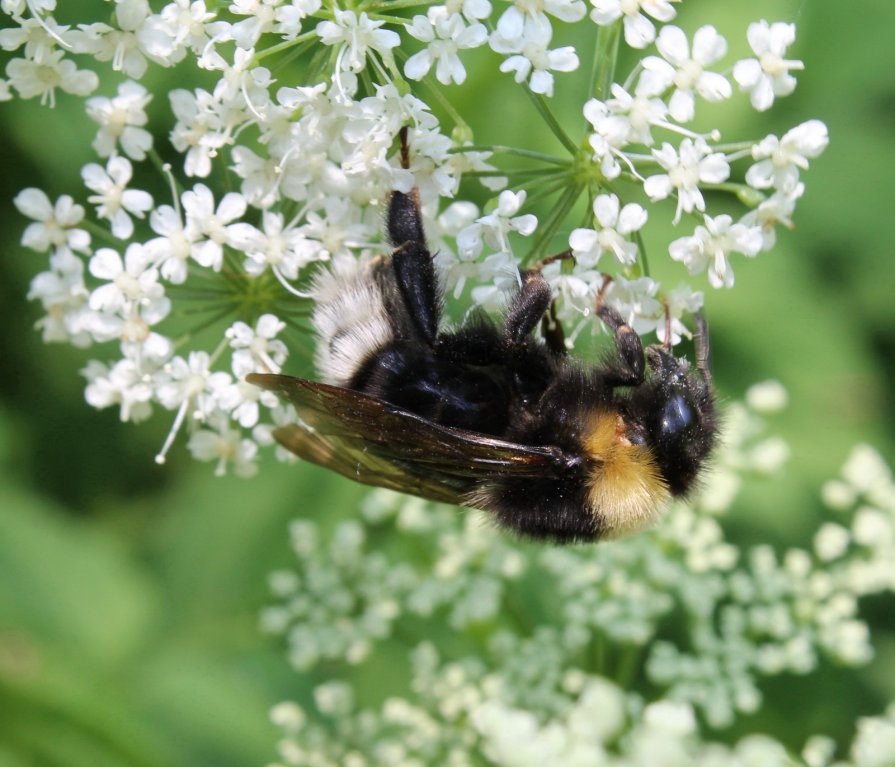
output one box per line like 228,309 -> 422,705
247,373 -> 566,506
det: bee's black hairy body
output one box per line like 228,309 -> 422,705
250,131 -> 719,543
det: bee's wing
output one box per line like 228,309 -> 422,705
247,373 -> 564,506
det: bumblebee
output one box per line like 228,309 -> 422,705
248,132 -> 718,543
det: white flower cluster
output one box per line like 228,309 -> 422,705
270,665 -> 895,767
3,2 -> 825,470
263,393 -> 895,757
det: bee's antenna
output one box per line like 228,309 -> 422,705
694,312 -> 713,386
399,126 -> 410,170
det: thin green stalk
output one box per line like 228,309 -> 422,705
365,12 -> 416,24
253,29 -> 318,63
590,21 -> 622,102
361,0 -> 431,10
633,230 -> 651,278
463,167 -> 567,180
449,144 -> 572,167
526,90 -> 578,155
527,182 -> 582,264
522,175 -> 573,207
269,39 -> 316,74
417,73 -> 469,133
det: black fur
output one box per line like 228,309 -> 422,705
314,131 -> 718,541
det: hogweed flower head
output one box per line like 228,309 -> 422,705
2,2 -> 826,470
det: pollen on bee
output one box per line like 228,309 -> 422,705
581,410 -> 671,539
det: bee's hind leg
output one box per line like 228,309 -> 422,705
504,270 -> 553,346
387,128 -> 440,346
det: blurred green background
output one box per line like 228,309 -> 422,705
0,0 -> 893,764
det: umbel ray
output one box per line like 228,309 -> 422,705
249,129 -> 718,543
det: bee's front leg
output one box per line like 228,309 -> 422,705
596,305 -> 646,387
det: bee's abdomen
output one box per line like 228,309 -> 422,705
311,258 -> 393,385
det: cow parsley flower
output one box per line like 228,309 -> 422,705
81,156 -> 153,239
83,358 -> 155,423
6,48 -> 98,105
489,15 -> 579,97
85,80 -> 153,160
569,193 -> 647,266
181,184 -> 247,271
733,20 -> 804,111
746,119 -> 829,191
404,11 -> 488,86
14,188 -> 90,254
641,24 -> 732,122
644,138 -> 730,224
87,243 -> 168,322
669,213 -> 763,288
316,10 -> 400,74
589,0 -> 679,49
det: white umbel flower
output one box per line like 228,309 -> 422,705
14,188 -> 91,254
489,15 -> 578,97
643,138 -> 730,224
568,193 -> 647,267
316,10 -> 400,73
6,48 -> 98,106
746,119 -> 829,191
82,156 -> 153,239
641,25 -> 731,122
404,11 -> 487,85
85,80 -> 153,160
589,0 -> 679,49
669,213 -> 763,289
733,20 -> 803,111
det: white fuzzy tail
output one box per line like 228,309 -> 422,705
311,257 -> 392,385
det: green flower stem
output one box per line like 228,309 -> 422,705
171,306 -> 237,350
416,76 -> 469,135
463,167 -> 569,180
522,175 -> 575,207
365,13 -> 415,24
449,145 -> 572,167
590,21 -> 621,103
79,219 -> 123,248
526,90 -> 578,155
702,181 -> 767,206
269,39 -> 318,74
361,0 -> 431,10
253,29 -> 319,63
527,182 -> 582,264
634,229 -> 651,278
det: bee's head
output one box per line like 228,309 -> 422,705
627,319 -> 716,497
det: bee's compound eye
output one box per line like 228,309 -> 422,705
661,393 -> 693,436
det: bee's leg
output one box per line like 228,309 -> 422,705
540,299 -> 567,356
504,270 -> 553,345
387,128 -> 440,346
391,236 -> 439,346
597,305 -> 645,387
